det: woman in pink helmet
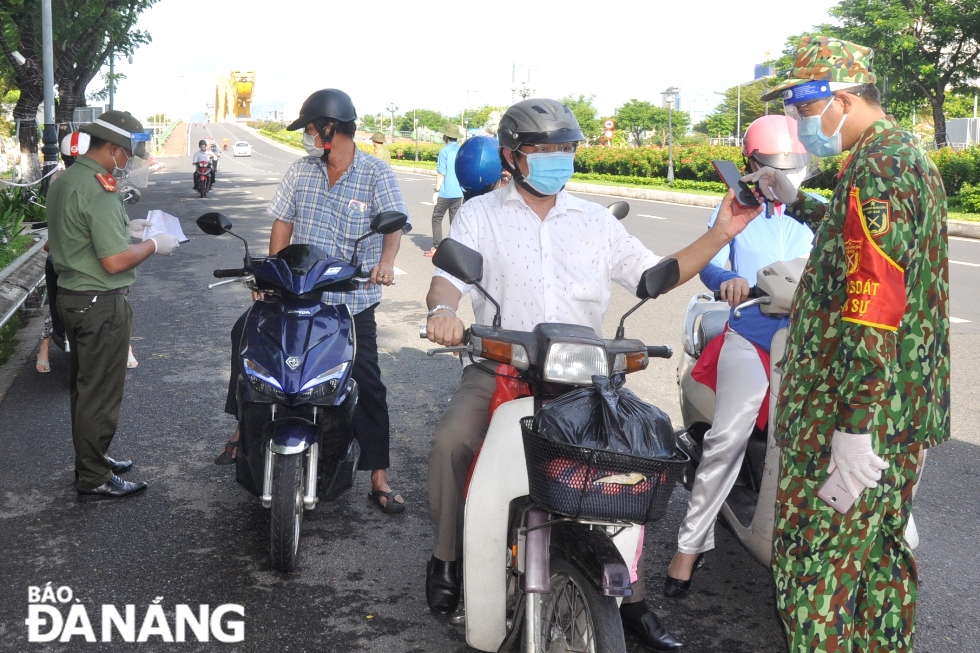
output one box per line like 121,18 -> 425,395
663,116 -> 815,595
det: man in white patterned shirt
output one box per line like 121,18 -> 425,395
422,98 -> 761,650
217,89 -> 411,514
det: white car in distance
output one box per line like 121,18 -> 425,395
233,141 -> 251,157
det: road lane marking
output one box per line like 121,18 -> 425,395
637,214 -> 666,220
170,181 -> 182,184
951,317 -> 971,323
147,182 -> 156,186
420,201 -> 435,206
256,197 -> 265,200
265,177 -> 279,181
240,177 -> 256,181
951,260 -> 980,267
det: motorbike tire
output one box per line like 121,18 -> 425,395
270,452 -> 305,573
530,557 -> 626,653
199,181 -> 207,198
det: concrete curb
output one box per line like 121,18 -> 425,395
949,220 -> 980,239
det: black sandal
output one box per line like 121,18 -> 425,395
368,489 -> 405,514
214,440 -> 238,465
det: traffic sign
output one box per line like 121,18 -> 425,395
604,129 -> 614,139
604,120 -> 615,129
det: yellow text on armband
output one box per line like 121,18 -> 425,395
848,279 -> 880,296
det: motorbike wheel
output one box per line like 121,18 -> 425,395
530,557 -> 626,653
199,180 -> 207,198
270,452 -> 305,572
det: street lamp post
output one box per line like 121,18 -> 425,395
40,0 -> 58,193
414,109 -> 419,162
385,101 -> 399,139
662,87 -> 680,184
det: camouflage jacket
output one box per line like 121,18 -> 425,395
775,116 -> 950,454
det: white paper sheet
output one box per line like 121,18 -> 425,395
141,210 -> 190,243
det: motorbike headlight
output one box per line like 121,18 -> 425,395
543,343 -> 608,385
244,358 -> 287,402
298,362 -> 348,401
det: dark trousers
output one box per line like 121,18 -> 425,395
431,197 -> 462,248
44,256 -> 65,346
58,293 -> 132,490
225,303 -> 391,471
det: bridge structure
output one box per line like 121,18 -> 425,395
215,71 -> 255,121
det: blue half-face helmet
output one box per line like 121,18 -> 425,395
455,135 -> 503,198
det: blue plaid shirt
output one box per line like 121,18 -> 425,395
268,149 -> 410,314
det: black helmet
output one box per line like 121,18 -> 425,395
287,89 -> 357,131
198,139 -> 207,149
497,98 -> 585,151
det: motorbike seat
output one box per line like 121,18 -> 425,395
695,310 -> 729,357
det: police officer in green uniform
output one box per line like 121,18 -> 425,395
744,37 -> 950,652
47,110 -> 181,502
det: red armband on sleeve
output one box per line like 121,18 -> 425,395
841,188 -> 906,331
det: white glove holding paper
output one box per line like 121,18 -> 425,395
127,219 -> 151,240
827,430 -> 890,498
140,210 -> 189,244
150,233 -> 180,256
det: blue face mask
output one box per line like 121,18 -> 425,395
796,99 -> 847,157
522,151 -> 575,195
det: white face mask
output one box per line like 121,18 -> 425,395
110,150 -> 129,177
303,132 -> 324,157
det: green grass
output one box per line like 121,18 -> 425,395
0,314 -> 22,367
949,211 -> 980,223
0,234 -> 33,270
389,159 -> 438,170
570,174 -> 725,197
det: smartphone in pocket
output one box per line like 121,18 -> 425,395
816,468 -> 859,514
712,159 -> 761,208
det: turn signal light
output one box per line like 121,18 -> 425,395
479,338 -> 530,369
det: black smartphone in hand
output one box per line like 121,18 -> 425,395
712,159 -> 761,208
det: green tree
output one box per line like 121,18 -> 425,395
615,99 -> 657,146
561,94 -> 601,143
649,106 -> 690,146
0,0 -> 158,178
464,104 -> 505,131
414,108 -> 451,131
360,113 -> 378,130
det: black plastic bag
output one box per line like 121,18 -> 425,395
532,374 -> 676,459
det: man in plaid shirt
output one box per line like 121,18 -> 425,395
217,89 -> 412,514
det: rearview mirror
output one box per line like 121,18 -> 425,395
432,238 -> 483,284
370,211 -> 409,235
637,257 -> 680,299
197,212 -> 232,235
608,201 -> 630,220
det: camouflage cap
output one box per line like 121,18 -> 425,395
371,131 -> 386,143
761,36 -> 877,102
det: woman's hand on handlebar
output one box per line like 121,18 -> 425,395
719,277 -> 750,308
426,313 -> 465,346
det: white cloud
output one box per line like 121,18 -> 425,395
110,0 -> 839,122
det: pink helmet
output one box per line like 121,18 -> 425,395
60,131 -> 91,157
742,115 -> 809,171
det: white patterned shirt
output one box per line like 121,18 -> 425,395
433,182 -> 661,337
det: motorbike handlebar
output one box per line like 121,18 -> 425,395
712,286 -> 763,302
646,345 -> 673,359
213,268 -> 247,278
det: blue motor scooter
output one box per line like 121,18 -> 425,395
197,210 -> 409,572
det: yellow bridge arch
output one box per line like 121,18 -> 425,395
216,71 -> 255,121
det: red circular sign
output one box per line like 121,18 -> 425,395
604,120 -> 615,129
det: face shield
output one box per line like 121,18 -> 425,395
119,131 -> 152,188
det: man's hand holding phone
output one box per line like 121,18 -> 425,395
712,190 -> 764,242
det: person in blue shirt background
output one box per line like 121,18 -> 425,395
425,125 -> 465,256
664,116 -> 815,596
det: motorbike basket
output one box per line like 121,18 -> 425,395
521,417 -> 688,524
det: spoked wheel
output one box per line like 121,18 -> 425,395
533,558 -> 625,653
270,452 -> 304,572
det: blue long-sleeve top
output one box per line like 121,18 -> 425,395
700,201 -> 815,352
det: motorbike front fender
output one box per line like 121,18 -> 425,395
549,522 -> 632,597
268,416 -> 319,455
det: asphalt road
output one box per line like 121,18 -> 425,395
0,122 -> 977,653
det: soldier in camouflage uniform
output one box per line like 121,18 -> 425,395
745,36 -> 950,652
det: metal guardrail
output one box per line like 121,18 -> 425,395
0,235 -> 48,332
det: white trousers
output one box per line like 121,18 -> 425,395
677,329 -> 769,554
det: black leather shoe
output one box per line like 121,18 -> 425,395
426,556 -> 460,615
621,606 -> 684,652
107,457 -> 133,475
663,553 -> 705,598
77,475 -> 147,503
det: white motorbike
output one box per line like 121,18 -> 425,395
675,257 -> 921,566
426,238 -> 687,653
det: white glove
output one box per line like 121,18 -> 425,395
150,233 -> 180,256
432,191 -> 439,204
828,430 -> 890,498
741,166 -> 799,205
127,219 -> 151,240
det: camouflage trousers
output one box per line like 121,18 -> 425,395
772,448 -> 919,653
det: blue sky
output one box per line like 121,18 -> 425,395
109,0 -> 840,123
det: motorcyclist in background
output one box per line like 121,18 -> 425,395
664,115 -> 815,596
192,139 -> 218,189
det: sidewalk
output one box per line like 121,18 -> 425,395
159,121 -> 188,158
